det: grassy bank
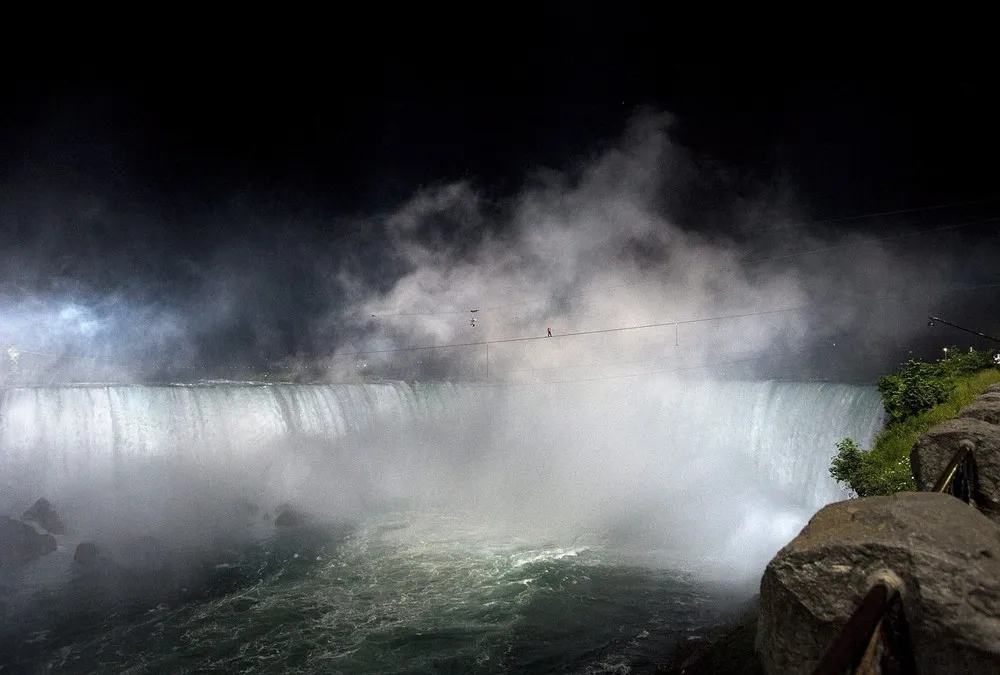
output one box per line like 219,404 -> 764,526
831,348 -> 1000,496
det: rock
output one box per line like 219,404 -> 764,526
659,597 -> 763,674
0,517 -> 57,567
958,395 -> 1000,425
911,417 -> 1000,519
21,497 -> 66,535
74,541 -> 102,566
274,505 -> 306,528
757,493 -> 1000,675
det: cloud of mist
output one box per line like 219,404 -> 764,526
1,102 -> 996,613
321,110 -> 972,383
3,104 -> 993,385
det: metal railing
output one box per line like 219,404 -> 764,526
812,580 -> 916,675
931,439 -> 976,503
811,440 -> 978,675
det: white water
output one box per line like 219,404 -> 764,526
0,377 -> 883,580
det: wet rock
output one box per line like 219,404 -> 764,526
74,541 -> 102,566
911,416 -> 1000,519
21,497 -> 66,535
659,598 -> 762,674
0,517 -> 57,567
757,493 -> 1000,675
274,505 -> 306,528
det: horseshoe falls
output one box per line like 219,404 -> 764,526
0,377 -> 883,673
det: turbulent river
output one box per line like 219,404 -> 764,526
0,378 -> 883,673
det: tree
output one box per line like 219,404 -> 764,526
830,438 -> 868,497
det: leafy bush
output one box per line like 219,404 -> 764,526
831,348 -> 999,497
829,438 -> 867,495
939,346 -> 996,376
875,360 -> 952,424
875,347 -> 997,424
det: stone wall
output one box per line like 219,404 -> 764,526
757,383 -> 1000,675
911,383 -> 1000,520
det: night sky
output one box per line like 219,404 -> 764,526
1,31 -> 998,381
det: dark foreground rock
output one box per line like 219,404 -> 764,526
0,517 -> 57,567
654,595 -> 762,675
757,492 -> 1000,675
74,542 -> 103,567
21,497 -> 66,534
911,416 -> 1000,519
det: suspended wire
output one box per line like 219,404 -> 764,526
740,216 -> 1000,266
6,277 -> 999,374
6,209 -> 997,371
808,196 -> 1000,225
369,215 -> 1000,317
495,280 -> 1000,376
333,306 -> 812,358
338,278 -> 1000,361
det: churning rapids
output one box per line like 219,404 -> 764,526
0,378 -> 883,673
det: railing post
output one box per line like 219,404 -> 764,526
812,575 -> 917,675
931,440 -> 976,502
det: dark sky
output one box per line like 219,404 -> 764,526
1,28 -> 998,378
5,52 -> 996,220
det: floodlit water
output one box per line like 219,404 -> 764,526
0,378 -> 883,672
2,509 -> 748,674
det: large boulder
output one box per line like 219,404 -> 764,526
911,416 -> 1000,519
957,393 -> 1000,425
757,493 -> 1000,675
0,517 -> 57,567
21,497 -> 66,535
74,541 -> 103,567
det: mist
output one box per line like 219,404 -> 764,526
0,107 -> 993,592
0,377 -> 882,589
3,108 -> 993,384
319,110 -> 988,384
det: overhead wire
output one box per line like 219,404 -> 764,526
331,305 -> 813,358
6,200 -> 997,373
331,278 -> 1000,361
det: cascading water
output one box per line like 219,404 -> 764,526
0,377 -> 883,673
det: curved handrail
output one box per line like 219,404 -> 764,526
811,440 -> 977,674
931,439 -> 976,499
812,581 -> 916,675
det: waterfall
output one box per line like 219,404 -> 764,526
0,377 -> 883,566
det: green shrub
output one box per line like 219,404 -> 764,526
831,348 -> 1000,497
875,347 -> 997,424
830,438 -> 867,496
876,360 -> 951,424
940,346 -> 996,376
